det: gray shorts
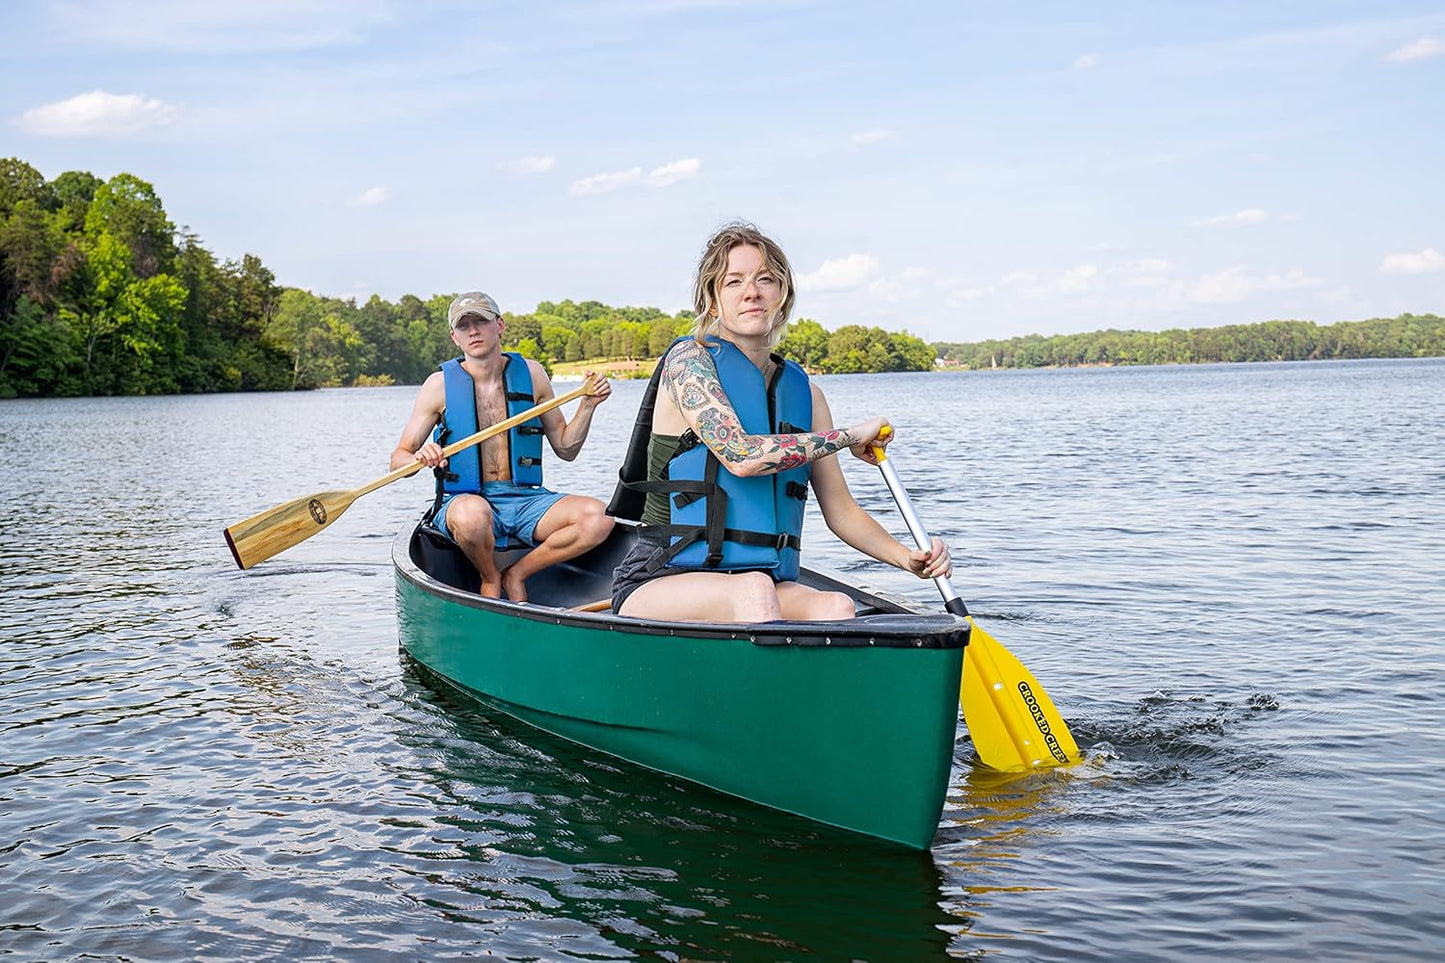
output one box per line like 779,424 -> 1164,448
609,533 -> 778,614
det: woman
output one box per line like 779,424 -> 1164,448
609,221 -> 950,621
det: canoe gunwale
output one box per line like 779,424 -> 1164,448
391,522 -> 970,650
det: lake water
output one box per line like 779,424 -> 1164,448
2,359 -> 1442,960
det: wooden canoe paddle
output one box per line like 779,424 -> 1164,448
223,378 -> 596,570
870,426 -> 1080,771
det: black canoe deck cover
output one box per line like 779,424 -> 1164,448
402,520 -> 970,650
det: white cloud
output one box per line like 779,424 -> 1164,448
1379,248 -> 1445,274
498,155 -> 556,175
1119,257 -> 1173,275
348,186 -> 390,207
647,157 -> 701,186
1186,266 -> 1321,304
945,285 -> 993,307
18,89 -> 179,137
797,253 -> 881,292
999,270 -> 1038,286
569,167 -> 643,196
995,265 -> 1098,299
1074,54 -> 1099,69
864,277 -> 906,301
1197,208 -> 1271,227
1058,264 -> 1099,293
849,128 -> 895,149
569,158 -> 698,195
1385,37 -> 1444,62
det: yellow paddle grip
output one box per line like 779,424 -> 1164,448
870,424 -> 893,462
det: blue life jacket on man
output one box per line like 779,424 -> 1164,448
607,336 -> 812,581
433,352 -> 545,493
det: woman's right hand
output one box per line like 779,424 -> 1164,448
847,417 -> 893,465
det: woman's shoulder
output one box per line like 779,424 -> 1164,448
660,337 -> 715,376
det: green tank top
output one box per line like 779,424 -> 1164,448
641,433 -> 682,528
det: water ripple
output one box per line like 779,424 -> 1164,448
3,362 -> 1444,959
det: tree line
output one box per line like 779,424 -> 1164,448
6,157 -> 1439,398
0,158 -> 939,398
933,315 -> 1445,370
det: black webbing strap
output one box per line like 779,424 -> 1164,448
430,426 -> 452,508
639,524 -> 801,567
505,391 -> 534,403
625,478 -> 710,498
703,457 -> 726,567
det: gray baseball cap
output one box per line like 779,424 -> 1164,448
448,291 -> 501,328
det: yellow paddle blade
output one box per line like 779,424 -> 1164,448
223,489 -> 355,569
961,619 -> 1080,772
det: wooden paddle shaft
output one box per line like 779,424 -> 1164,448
350,379 -> 594,500
224,378 -> 595,569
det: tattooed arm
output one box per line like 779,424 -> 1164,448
660,339 -> 891,477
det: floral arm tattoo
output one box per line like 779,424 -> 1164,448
661,340 -> 855,473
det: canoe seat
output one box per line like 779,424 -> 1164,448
569,598 -> 612,613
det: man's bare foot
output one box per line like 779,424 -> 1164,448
479,579 -> 502,599
500,565 -> 528,603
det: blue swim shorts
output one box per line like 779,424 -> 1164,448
434,482 -> 568,550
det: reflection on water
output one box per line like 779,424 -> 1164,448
398,665 -> 959,959
3,360 -> 1445,959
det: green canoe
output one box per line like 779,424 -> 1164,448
393,520 -> 969,849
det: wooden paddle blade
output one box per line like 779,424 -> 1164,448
223,489 -> 355,569
961,619 -> 1080,771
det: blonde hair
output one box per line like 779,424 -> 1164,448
691,221 -> 796,349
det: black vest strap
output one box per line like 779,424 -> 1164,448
611,341 -> 806,569
640,523 -> 801,568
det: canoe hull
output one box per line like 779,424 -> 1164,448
394,524 -> 966,849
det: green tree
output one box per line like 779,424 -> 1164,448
778,318 -> 829,370
84,173 -> 176,278
648,316 -> 676,355
266,288 -> 328,388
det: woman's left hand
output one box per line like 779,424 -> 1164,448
905,536 -> 952,580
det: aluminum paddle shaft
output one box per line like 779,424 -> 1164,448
870,426 -> 1081,771
874,455 -> 970,618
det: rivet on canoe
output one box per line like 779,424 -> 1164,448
786,636 -> 792,644
825,637 -> 832,645
869,637 -> 876,645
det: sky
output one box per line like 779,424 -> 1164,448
2,0 -> 1443,343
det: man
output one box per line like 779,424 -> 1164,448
391,291 -> 614,601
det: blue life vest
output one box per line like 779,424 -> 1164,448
608,337 -> 812,581
434,352 -> 545,491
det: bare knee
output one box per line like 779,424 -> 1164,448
579,502 -> 614,546
729,572 -> 782,621
817,591 -> 856,621
448,498 -> 495,547
777,585 -> 857,621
